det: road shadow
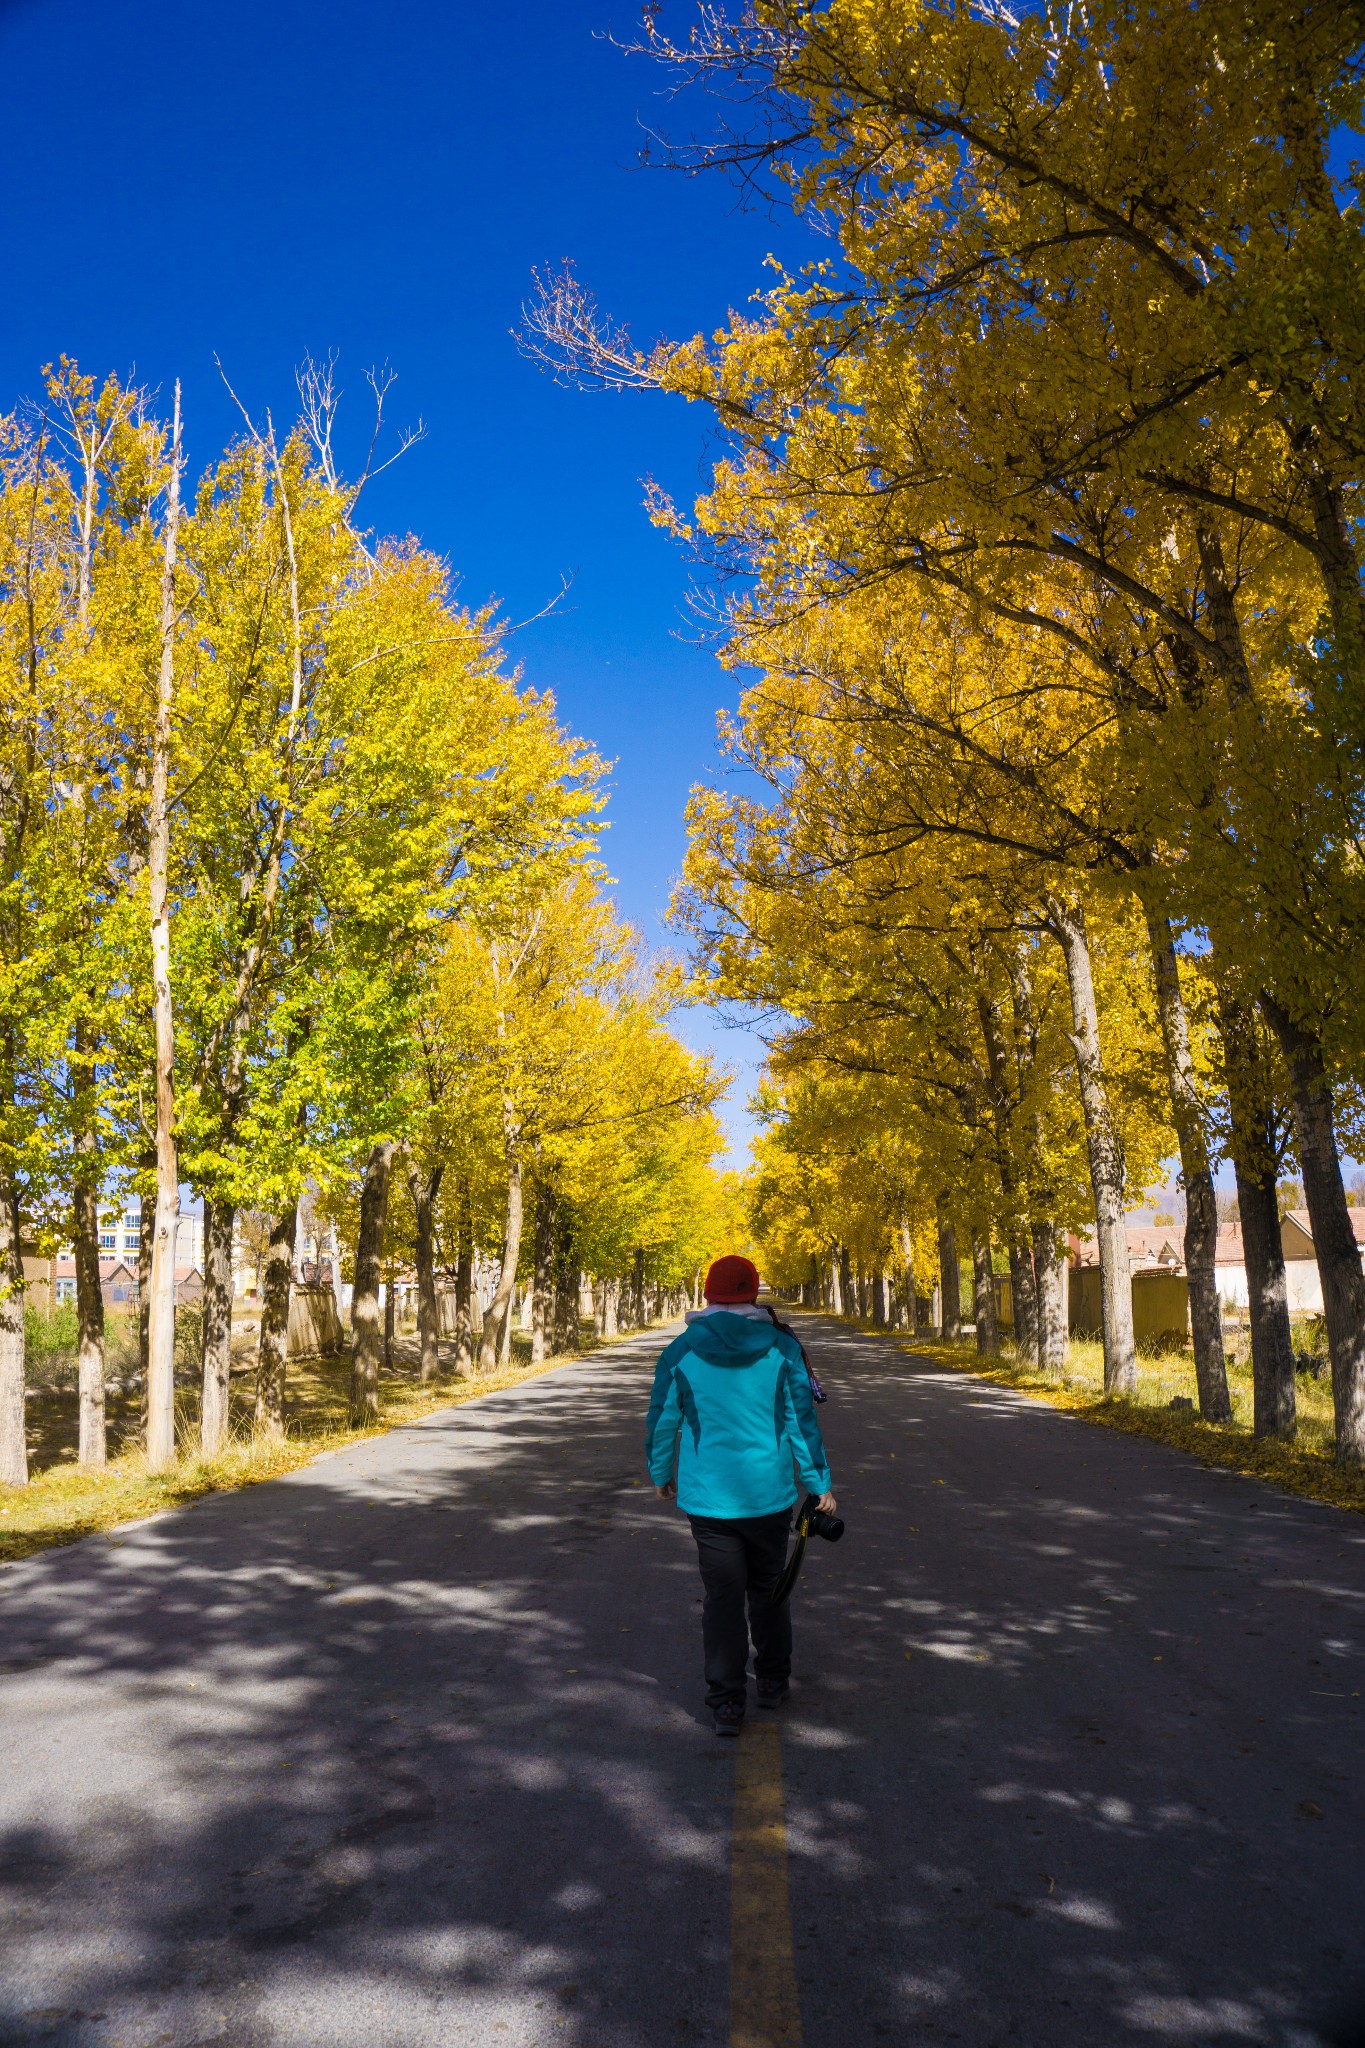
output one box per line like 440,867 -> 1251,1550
0,1320 -> 1362,2047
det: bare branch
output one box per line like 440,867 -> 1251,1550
354,361 -> 427,497
516,265 -> 667,394
296,350 -> 342,489
503,569 -> 576,636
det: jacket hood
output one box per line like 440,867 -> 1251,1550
683,1312 -> 781,1366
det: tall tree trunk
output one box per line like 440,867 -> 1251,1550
1008,952 -> 1059,1372
602,1275 -> 619,1338
828,1250 -> 843,1315
384,1269 -> 396,1373
410,1163 -> 443,1382
328,1220 -> 345,1326
73,1183 -> 106,1471
1259,995 -> 1365,1464
1220,990 -> 1295,1439
1237,1158 -> 1297,1442
973,1236 -> 998,1354
553,1200 -> 579,1354
1046,895 -> 1137,1397
631,1247 -> 646,1329
1145,909 -> 1231,1420
145,384 -> 183,1474
479,1121 -> 523,1373
1008,1237 -> 1040,1366
71,1018 -> 106,1468
453,1190 -> 474,1376
531,1176 -> 555,1364
350,1141 -> 395,1421
200,1196 -> 235,1456
254,1202 -> 296,1437
137,1168 -> 154,1424
898,1205 -> 919,1336
937,1205 -> 961,1340
975,972 -> 1034,1363
838,1245 -> 852,1318
0,1177 -> 26,1485
1033,1221 -> 1068,1375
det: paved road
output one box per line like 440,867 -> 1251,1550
1,1318 -> 1363,2048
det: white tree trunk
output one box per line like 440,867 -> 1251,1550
328,1220 -> 345,1325
1146,910 -> 1230,1420
479,1104 -> 523,1372
1033,1221 -> 1068,1375
531,1176 -> 554,1365
411,1163 -> 443,1381
1046,895 -> 1136,1397
254,1202 -> 296,1436
899,1204 -> 919,1337
200,1197 -> 235,1457
350,1141 -> 395,1420
145,386 -> 184,1473
73,1174 -> 106,1468
0,1182 -> 26,1485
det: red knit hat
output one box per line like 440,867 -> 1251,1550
704,1254 -> 761,1304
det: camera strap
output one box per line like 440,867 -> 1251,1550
771,1498 -> 813,1609
764,1306 -> 828,1403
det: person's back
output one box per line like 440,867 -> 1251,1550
645,1255 -> 835,1735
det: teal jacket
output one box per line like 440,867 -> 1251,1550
645,1312 -> 832,1519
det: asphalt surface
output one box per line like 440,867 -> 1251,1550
1,1316 -> 1363,2048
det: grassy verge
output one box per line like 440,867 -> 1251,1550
870,1324 -> 1365,1515
0,1320 -> 653,1566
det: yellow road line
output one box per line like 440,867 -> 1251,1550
731,1719 -> 803,2048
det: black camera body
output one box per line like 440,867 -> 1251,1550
801,1498 -> 845,1542
774,1494 -> 845,1606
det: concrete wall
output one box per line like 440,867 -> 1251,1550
1216,1260 -> 1250,1310
1068,1267 -> 1190,1347
1218,1256 -> 1322,1316
1069,1267 -> 1102,1337
1132,1271 -> 1189,1347
1283,1259 -> 1323,1316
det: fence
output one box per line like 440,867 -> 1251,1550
287,1286 -> 344,1358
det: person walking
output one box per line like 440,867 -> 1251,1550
645,1254 -> 836,1736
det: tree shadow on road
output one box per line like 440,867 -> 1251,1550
1,1324 -> 1363,2047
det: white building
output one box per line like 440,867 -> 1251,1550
96,1198 -> 203,1272
46,1199 -> 204,1305
1213,1210 -> 1365,1316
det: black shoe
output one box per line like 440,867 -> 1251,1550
756,1680 -> 789,1708
713,1701 -> 745,1737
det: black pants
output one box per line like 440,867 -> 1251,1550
688,1510 -> 793,1708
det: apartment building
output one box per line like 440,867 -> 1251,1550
37,1199 -> 205,1309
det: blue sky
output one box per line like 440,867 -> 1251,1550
0,0 -> 783,1154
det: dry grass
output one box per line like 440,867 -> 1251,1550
880,1326 -> 1365,1515
0,1318 -> 651,1566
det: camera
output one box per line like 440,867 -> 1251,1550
801,1498 -> 845,1542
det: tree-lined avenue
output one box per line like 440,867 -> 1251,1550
1,1318 -> 1361,2046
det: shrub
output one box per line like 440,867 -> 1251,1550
23,1302 -> 80,1384
175,1303 -> 203,1377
